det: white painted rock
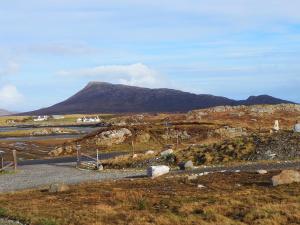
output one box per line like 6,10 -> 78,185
257,169 -> 268,174
272,170 -> 300,186
147,165 -> 170,178
273,120 -> 280,131
160,149 -> 173,157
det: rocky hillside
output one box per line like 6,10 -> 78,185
21,82 -> 294,115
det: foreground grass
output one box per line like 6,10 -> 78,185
0,171 -> 299,225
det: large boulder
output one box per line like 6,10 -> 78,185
272,170 -> 300,186
95,128 -> 132,146
147,165 -> 170,178
49,183 -> 70,193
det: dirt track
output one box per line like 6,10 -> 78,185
1,160 -> 300,193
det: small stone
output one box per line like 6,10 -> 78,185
197,184 -> 206,189
132,154 -> 138,159
272,170 -> 300,186
235,170 -> 240,173
257,169 -> 268,174
187,174 -> 198,180
97,164 -> 104,171
49,183 -> 70,193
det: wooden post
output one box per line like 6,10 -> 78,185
76,145 -> 81,168
12,150 -> 17,172
131,140 -> 135,155
0,156 -> 3,170
96,149 -> 99,169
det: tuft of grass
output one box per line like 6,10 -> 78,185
37,218 -> 58,225
0,207 -> 8,217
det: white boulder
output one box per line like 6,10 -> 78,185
147,165 -> 170,178
257,169 -> 268,174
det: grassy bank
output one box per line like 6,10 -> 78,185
0,171 -> 299,225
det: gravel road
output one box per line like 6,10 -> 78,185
0,163 -> 145,193
1,160 -> 300,193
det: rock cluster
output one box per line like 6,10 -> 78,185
161,129 -> 191,140
215,126 -> 247,138
95,128 -> 132,146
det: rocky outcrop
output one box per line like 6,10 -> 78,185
161,129 -> 191,140
272,170 -> 300,186
95,128 -> 132,146
31,128 -> 79,136
188,104 -> 300,119
251,132 -> 300,161
215,126 -> 247,138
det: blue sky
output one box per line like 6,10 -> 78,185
0,0 -> 299,111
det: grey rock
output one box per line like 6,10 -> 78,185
294,124 -> 300,133
160,149 -> 173,157
49,183 -> 70,193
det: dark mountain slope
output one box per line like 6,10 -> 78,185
22,82 -> 294,115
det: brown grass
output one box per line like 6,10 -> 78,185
0,171 -> 299,225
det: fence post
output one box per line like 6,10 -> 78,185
0,153 -> 3,170
12,150 -> 17,172
96,149 -> 99,169
131,140 -> 135,155
76,145 -> 81,168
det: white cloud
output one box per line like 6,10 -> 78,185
58,63 -> 165,87
0,85 -> 24,109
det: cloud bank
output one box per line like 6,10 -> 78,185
58,63 -> 165,87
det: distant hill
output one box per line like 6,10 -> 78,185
21,82 -> 294,115
0,109 -> 13,116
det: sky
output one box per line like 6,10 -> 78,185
0,0 -> 299,111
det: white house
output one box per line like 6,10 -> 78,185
33,116 -> 49,122
77,116 -> 101,123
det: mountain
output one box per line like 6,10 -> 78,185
0,109 -> 13,116
22,82 -> 295,115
